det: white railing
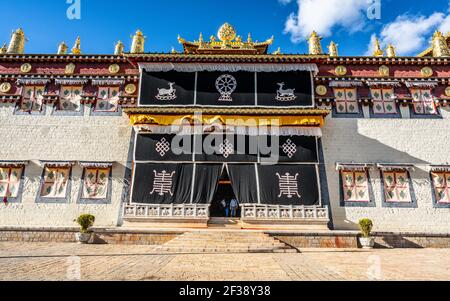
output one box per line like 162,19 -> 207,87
123,204 -> 210,219
241,204 -> 329,221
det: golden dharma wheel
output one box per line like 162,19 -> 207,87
335,65 -> 347,76
20,63 -> 32,73
421,67 -> 433,78
379,65 -> 390,77
125,83 -> 137,95
0,82 -> 12,93
217,23 -> 236,42
315,85 -> 328,96
109,64 -> 120,74
445,86 -> 450,97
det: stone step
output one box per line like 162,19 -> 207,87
155,247 -> 293,254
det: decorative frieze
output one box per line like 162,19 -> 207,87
123,204 -> 210,219
241,204 -> 329,221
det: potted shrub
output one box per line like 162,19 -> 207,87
74,214 -> 95,244
358,218 -> 375,249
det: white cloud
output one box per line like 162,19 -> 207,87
278,0 -> 293,5
283,0 -> 371,43
372,12 -> 447,56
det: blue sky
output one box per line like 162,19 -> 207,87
0,0 -> 449,56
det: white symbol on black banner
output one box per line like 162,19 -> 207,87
216,74 -> 237,102
155,138 -> 170,157
282,139 -> 297,158
276,82 -> 297,102
155,82 -> 177,101
218,139 -> 234,158
150,170 -> 175,196
276,172 -> 301,199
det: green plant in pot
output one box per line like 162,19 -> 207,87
74,214 -> 95,244
358,218 -> 375,249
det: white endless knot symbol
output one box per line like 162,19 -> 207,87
155,138 -> 171,157
218,139 -> 234,158
282,139 -> 298,158
276,172 -> 301,199
150,170 -> 175,196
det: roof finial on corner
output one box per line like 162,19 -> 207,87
7,28 -> 26,54
328,41 -> 338,57
432,31 -> 450,57
71,37 -> 81,55
308,31 -> 323,55
131,30 -> 145,53
373,37 -> 384,57
386,44 -> 396,58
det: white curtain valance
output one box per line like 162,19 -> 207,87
377,163 -> 415,172
0,161 -> 29,167
139,63 -> 319,74
135,125 -> 322,137
429,165 -> 450,172
40,161 -> 76,168
366,81 -> 401,87
78,162 -> 115,168
405,81 -> 438,88
16,78 -> 51,86
55,78 -> 89,85
91,79 -> 125,86
329,81 -> 364,88
336,163 -> 374,171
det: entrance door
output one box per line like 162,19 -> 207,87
210,167 -> 240,218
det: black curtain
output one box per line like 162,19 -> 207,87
258,164 -> 319,206
191,164 -> 223,204
132,163 -> 193,204
228,164 -> 258,204
135,134 -> 193,162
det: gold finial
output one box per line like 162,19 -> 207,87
0,43 -> 7,54
272,47 -> 281,55
171,47 -> 179,54
198,33 -> 203,43
432,31 -> 450,57
308,31 -> 323,55
386,44 -> 396,57
57,42 -> 68,55
247,33 -> 253,43
217,23 -> 236,42
114,41 -> 124,55
328,41 -> 338,57
131,30 -> 145,53
7,28 -> 26,54
373,37 -> 384,57
71,37 -> 81,55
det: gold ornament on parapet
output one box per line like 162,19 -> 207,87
0,82 -> 12,93
20,63 -> 32,73
335,65 -> 347,76
109,64 -> 120,74
65,63 -> 76,75
445,86 -> 450,97
315,85 -> 328,96
379,65 -> 390,77
125,84 -> 137,95
421,67 -> 433,78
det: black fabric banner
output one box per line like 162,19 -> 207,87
257,71 -> 313,107
135,134 -> 193,162
191,164 -> 223,204
132,163 -> 193,204
259,136 -> 318,163
228,165 -> 258,204
258,164 -> 319,206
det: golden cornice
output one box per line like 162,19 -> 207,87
124,107 -> 330,116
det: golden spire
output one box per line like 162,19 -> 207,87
432,31 -> 450,57
247,33 -> 253,43
386,44 -> 396,58
373,38 -> 384,57
71,37 -> 81,55
171,47 -> 179,54
308,31 -> 323,55
57,42 -> 68,55
114,41 -> 124,55
272,47 -> 281,55
328,41 -> 338,57
131,30 -> 145,53
0,43 -> 7,54
7,28 -> 26,54
198,33 -> 203,43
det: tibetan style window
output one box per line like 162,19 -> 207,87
341,170 -> 370,202
382,170 -> 412,203
431,171 -> 450,204
82,167 -> 110,200
334,88 -> 358,114
20,86 -> 45,113
58,86 -> 82,111
410,89 -> 437,115
94,87 -> 119,112
371,88 -> 397,114
0,166 -> 23,200
40,166 -> 70,199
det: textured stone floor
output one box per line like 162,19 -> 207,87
1,242 -> 450,281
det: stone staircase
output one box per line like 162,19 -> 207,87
155,231 -> 298,254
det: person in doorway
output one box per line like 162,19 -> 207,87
221,199 -> 229,217
230,198 -> 239,218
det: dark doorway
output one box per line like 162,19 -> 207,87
210,167 -> 240,218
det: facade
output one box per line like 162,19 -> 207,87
0,25 -> 449,233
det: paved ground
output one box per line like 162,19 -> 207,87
1,242 -> 450,281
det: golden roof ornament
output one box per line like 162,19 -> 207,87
57,42 -> 68,55
272,47 -> 281,55
373,37 -> 384,57
114,41 -> 124,55
7,28 -> 26,54
386,44 -> 396,58
432,31 -> 450,57
71,37 -> 81,55
328,41 -> 338,57
308,31 -> 323,55
131,30 -> 145,54
0,43 -> 7,54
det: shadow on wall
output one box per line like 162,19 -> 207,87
322,118 -> 434,231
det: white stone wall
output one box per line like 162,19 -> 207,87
322,108 -> 450,233
0,104 -> 133,227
